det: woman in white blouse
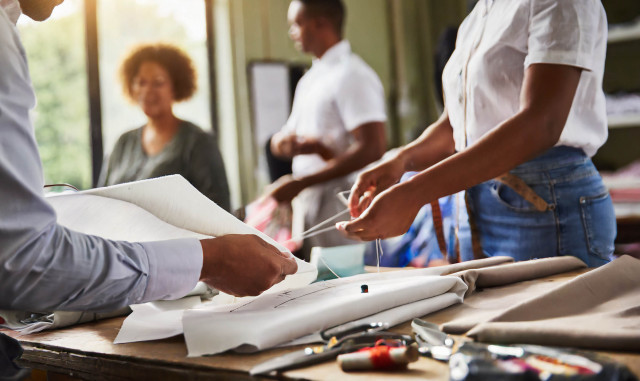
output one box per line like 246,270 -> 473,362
338,0 -> 615,267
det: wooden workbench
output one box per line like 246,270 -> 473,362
4,269 -> 640,380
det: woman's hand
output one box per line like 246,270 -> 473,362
348,155 -> 406,218
338,181 -> 423,241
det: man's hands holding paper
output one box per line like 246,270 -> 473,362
199,235 -> 298,297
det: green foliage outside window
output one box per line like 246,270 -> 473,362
17,0 -> 208,191
19,7 -> 91,190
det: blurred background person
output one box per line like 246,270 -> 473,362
268,0 -> 387,259
99,43 -> 231,211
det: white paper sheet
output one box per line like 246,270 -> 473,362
182,273 -> 467,357
41,176 -> 316,340
50,175 -> 317,293
114,297 -> 203,344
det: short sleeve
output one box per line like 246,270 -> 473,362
335,62 -> 387,132
525,0 -> 604,71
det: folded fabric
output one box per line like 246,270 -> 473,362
0,308 -> 130,335
115,256 -> 514,348
450,256 -> 587,297
466,255 -> 640,351
0,281 -> 214,335
183,273 -> 468,357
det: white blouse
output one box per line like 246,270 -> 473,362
442,0 -> 608,157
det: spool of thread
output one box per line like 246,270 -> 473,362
338,345 -> 419,371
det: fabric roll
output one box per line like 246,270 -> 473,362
466,255 -> 640,351
451,256 -> 587,297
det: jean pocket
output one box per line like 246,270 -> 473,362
489,181 -> 550,212
580,192 -> 616,260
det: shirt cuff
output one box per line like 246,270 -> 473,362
139,238 -> 203,302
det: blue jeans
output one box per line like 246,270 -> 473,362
462,146 -> 616,267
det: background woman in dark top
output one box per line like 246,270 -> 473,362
99,43 -> 231,211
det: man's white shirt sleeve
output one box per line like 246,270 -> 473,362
336,59 -> 387,132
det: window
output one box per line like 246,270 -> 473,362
17,0 -> 212,190
18,0 -> 92,189
97,0 -> 211,155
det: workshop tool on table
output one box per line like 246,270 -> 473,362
250,322 -> 413,376
411,318 -> 455,361
320,321 -> 386,341
337,339 -> 420,371
449,342 -> 638,381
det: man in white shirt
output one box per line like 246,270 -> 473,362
0,0 -> 297,314
269,0 -> 387,258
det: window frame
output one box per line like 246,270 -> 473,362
83,0 -> 217,187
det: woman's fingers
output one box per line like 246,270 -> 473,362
349,177 -> 377,217
336,219 -> 375,241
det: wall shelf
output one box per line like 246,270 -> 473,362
608,113 -> 640,128
608,22 -> 640,43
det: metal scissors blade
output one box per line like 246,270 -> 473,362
320,321 -> 388,341
411,318 -> 454,361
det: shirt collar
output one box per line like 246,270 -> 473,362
0,0 -> 22,25
313,40 -> 351,66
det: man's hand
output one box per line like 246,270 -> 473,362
271,132 -> 334,161
267,174 -> 308,204
199,235 -> 298,297
296,138 -> 335,161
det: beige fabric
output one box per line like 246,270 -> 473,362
437,256 -> 514,275
451,256 -> 587,297
441,273 -> 577,334
466,255 -> 640,351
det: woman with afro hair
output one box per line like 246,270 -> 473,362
99,43 -> 230,211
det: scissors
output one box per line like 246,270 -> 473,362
411,318 -> 455,361
250,322 -> 413,376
